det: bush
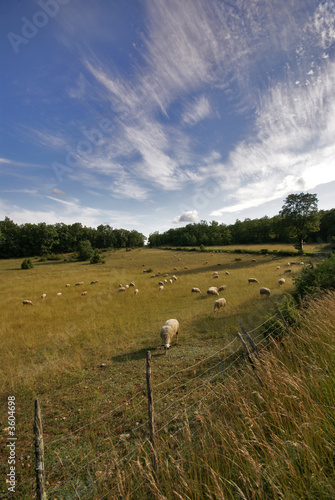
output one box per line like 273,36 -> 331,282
77,240 -> 94,261
21,258 -> 34,269
90,251 -> 105,264
200,244 -> 205,252
294,254 -> 335,298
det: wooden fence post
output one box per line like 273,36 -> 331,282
146,351 -> 157,475
275,306 -> 291,336
239,323 -> 259,358
237,333 -> 263,386
34,399 -> 47,500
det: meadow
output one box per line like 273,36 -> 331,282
0,244 -> 332,498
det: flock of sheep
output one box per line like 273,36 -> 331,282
22,253 -> 303,354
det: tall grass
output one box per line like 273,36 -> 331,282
120,291 -> 335,499
1,248 -> 332,498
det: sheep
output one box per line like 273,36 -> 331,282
213,275 -> 219,279
23,300 -> 33,306
65,284 -> 70,287
214,297 -> 226,313
184,266 -> 189,270
284,269 -> 292,274
164,274 -> 169,277
248,278 -> 259,284
159,285 -> 164,291
278,278 -> 285,286
75,282 -> 83,286
276,266 -> 281,270
118,287 -> 126,292
225,271 -> 230,275
207,286 -> 219,297
119,284 -> 123,287
41,294 -> 47,300
191,287 -> 201,294
252,259 -> 257,262
125,285 -> 129,289
172,275 -> 177,281
218,285 -> 227,292
158,281 -> 164,286
134,288 -> 139,295
260,287 -> 271,297
160,319 -> 179,354
173,267 -> 178,270
213,271 -> 219,276
81,291 -> 87,296
169,279 -> 173,284
91,280 -> 98,284
56,292 -> 62,296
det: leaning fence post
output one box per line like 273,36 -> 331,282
275,306 -> 291,336
237,333 -> 263,386
34,399 -> 47,500
146,351 -> 157,475
239,323 -> 259,358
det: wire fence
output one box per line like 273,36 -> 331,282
0,301 -> 300,499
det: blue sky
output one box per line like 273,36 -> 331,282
1,0 -> 335,239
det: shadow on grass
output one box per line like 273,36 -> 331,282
112,345 -> 167,362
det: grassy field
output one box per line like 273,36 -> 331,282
0,245 -> 329,498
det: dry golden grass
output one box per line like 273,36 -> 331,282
1,246 -> 328,498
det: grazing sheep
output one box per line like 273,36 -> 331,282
248,278 -> 259,284
56,292 -> 62,297
284,269 -> 292,274
41,294 -> 47,300
119,284 -> 123,287
213,275 -> 219,279
276,266 -> 281,270
184,266 -> 189,270
299,262 -> 304,266
159,285 -> 164,291
172,275 -> 177,281
91,280 -> 98,284
160,319 -> 179,354
213,271 -> 219,276
214,297 -> 226,313
65,284 -> 70,287
225,271 -> 230,275
81,291 -> 87,296
125,285 -> 129,289
118,287 -> 126,292
164,274 -> 169,277
158,281 -> 164,286
134,288 -> 139,295
75,282 -> 82,286
191,287 -> 201,294
207,287 -> 219,297
169,279 -> 173,284
218,285 -> 227,292
252,259 -> 257,262
23,300 -> 33,306
173,267 -> 178,270
260,287 -> 271,297
278,278 -> 286,286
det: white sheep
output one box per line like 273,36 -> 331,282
23,300 -> 33,306
129,282 -> 135,287
284,269 -> 292,274
56,292 -> 62,297
41,294 -> 47,300
276,266 -> 280,270
158,281 -> 164,286
91,280 -> 98,284
159,285 -> 164,291
134,288 -> 139,295
191,287 -> 201,294
213,275 -> 219,279
207,286 -> 219,297
278,278 -> 285,286
169,279 -> 173,284
214,297 -> 226,313
81,291 -> 87,296
118,287 -> 126,292
160,319 -> 179,354
218,285 -> 227,292
260,287 -> 271,297
172,275 -> 177,281
65,284 -> 70,287
75,282 -> 84,286
248,278 -> 259,284
225,271 -> 230,275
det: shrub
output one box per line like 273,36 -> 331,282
294,254 -> 335,298
21,258 -> 34,269
77,240 -> 94,261
90,251 -> 105,264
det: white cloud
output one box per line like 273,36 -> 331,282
182,96 -> 212,125
173,210 -> 199,224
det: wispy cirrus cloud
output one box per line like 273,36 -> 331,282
182,96 -> 212,125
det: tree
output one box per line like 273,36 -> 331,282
279,193 -> 320,253
77,240 -> 94,261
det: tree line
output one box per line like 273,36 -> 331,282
0,218 -> 146,259
149,195 -> 335,252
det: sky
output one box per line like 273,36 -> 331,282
1,0 -> 335,239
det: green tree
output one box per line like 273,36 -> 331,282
279,193 -> 320,253
77,240 -> 94,261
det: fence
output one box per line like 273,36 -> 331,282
0,303 -> 296,499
